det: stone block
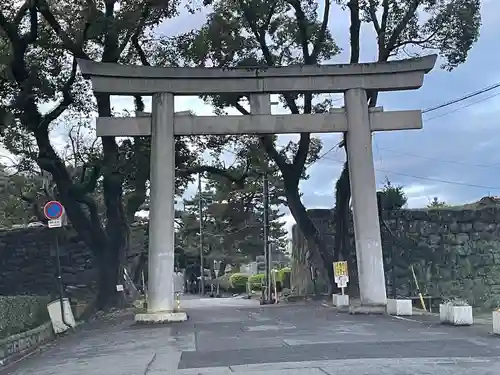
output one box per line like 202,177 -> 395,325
335,294 -> 349,307
493,311 -> 500,335
439,304 -> 473,326
348,304 -> 386,315
386,299 -> 412,316
135,311 -> 188,324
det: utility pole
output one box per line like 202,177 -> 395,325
263,171 -> 272,302
198,173 -> 205,295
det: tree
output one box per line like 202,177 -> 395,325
178,163 -> 288,269
0,0 -> 250,310
0,166 -> 41,227
157,0 -> 339,290
427,196 -> 448,209
333,0 -> 481,270
378,178 -> 407,211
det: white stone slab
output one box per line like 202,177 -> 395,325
335,294 -> 350,307
439,304 -> 473,326
386,299 -> 413,316
439,304 -> 449,323
492,311 -> 500,335
135,311 -> 188,323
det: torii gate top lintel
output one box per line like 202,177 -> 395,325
77,54 -> 437,95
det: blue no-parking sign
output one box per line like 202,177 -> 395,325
43,201 -> 64,228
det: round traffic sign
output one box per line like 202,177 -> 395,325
43,201 -> 64,220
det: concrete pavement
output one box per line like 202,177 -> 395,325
3,296 -> 500,374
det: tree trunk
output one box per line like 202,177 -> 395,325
95,240 -> 122,309
285,186 -> 335,295
96,93 -> 130,310
333,161 -> 351,264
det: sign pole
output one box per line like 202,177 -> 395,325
44,200 -> 72,331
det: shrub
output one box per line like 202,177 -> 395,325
276,267 -> 290,281
0,296 -> 51,339
217,274 -> 231,291
248,274 -> 265,291
229,273 -> 249,293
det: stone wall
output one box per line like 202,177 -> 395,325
292,205 -> 500,308
0,224 -> 147,297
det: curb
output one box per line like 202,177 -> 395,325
0,322 -> 54,369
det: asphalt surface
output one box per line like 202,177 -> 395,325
3,296 -> 500,374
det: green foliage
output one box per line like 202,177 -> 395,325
276,267 -> 291,283
378,178 -> 407,211
358,0 -> 481,70
178,158 -> 288,266
229,273 -> 249,293
0,296 -> 50,339
427,197 -> 449,209
248,273 -> 265,290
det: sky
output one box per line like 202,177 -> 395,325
2,0 -> 499,237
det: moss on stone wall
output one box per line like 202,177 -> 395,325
0,296 -> 51,339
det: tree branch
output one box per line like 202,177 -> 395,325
291,133 -> 310,181
367,0 -> 381,34
310,0 -> 331,61
383,0 -> 421,59
390,29 -> 440,50
14,0 -> 30,24
348,0 -> 361,63
39,57 -> 78,130
178,165 -> 249,187
37,0 -> 90,59
119,5 -> 150,56
22,4 -> 38,45
288,0 -> 311,62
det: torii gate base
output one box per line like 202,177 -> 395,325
78,55 -> 437,322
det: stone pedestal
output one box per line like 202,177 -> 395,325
439,304 -> 473,326
349,305 -> 386,315
135,311 -> 188,324
333,294 -> 349,307
492,311 -> 500,334
386,299 -> 413,316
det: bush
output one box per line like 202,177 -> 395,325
248,274 -> 265,291
276,267 -> 292,283
0,296 -> 51,339
229,273 -> 249,293
217,274 -> 231,291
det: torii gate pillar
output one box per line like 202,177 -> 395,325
345,88 -> 386,308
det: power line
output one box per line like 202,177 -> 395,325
377,148 -> 500,170
322,155 -> 500,191
424,91 -> 500,122
422,81 -> 500,114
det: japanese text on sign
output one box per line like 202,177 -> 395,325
333,261 -> 348,278
333,261 -> 349,286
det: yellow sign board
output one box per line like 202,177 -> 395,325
333,261 -> 348,279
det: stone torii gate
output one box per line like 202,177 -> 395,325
78,55 -> 437,322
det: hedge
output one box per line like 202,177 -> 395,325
229,273 -> 249,293
248,274 -> 265,291
0,296 -> 51,339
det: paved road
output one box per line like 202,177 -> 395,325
3,297 -> 500,374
